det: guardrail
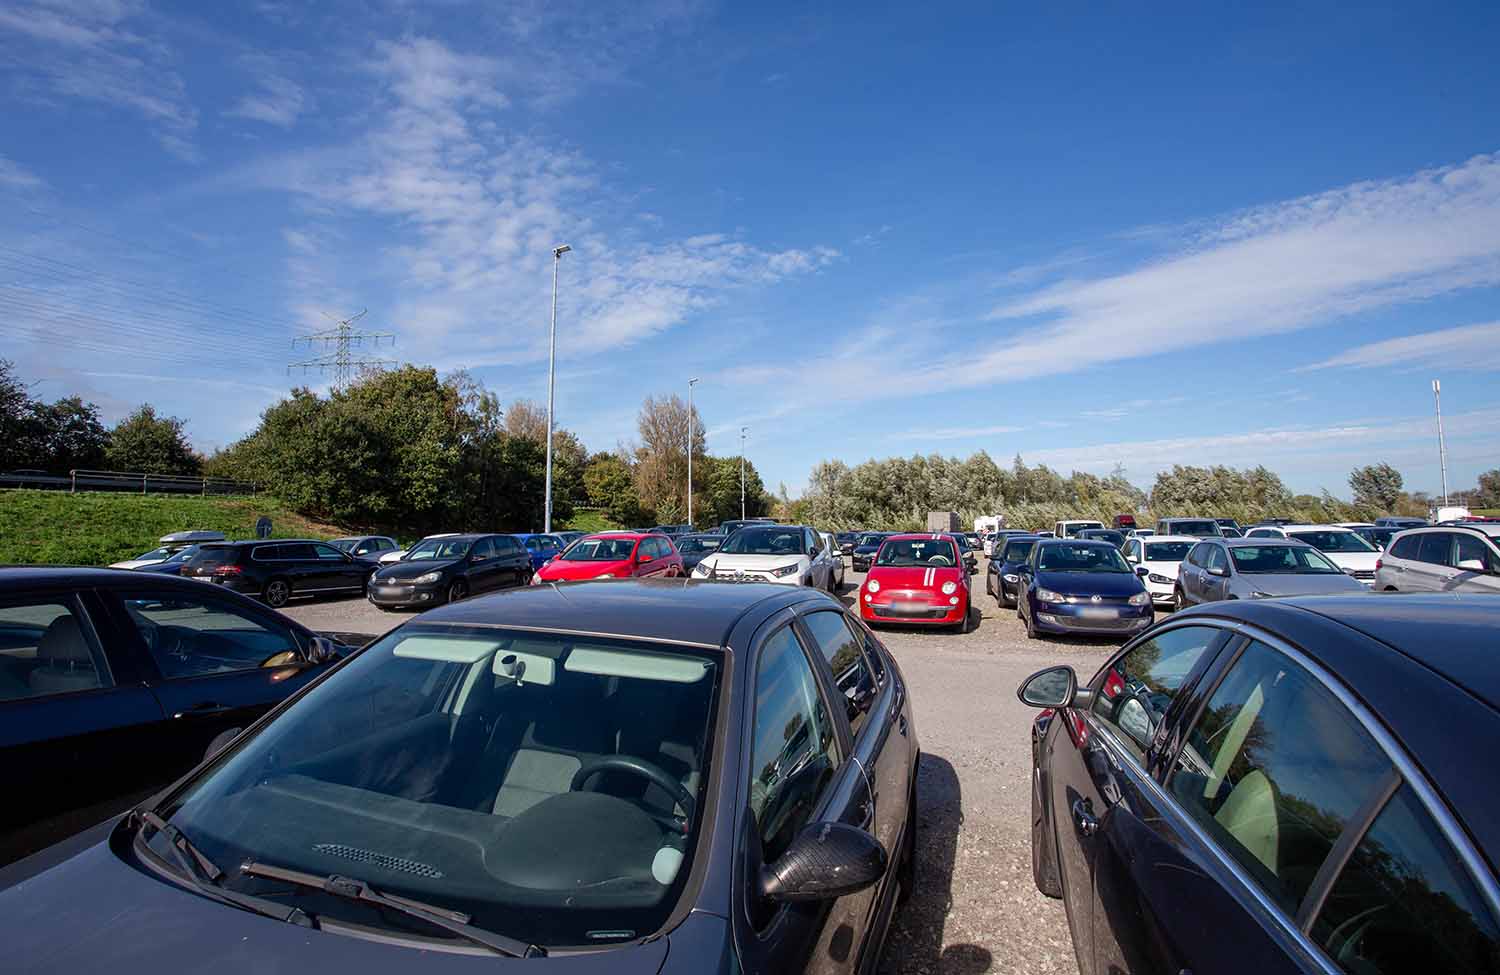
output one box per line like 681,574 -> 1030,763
0,469 -> 257,496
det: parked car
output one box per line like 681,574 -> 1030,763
820,532 -> 846,592
532,531 -> 684,583
3,580 -> 919,972
109,530 -> 228,570
1218,526 -> 1243,537
851,532 -> 896,572
671,533 -> 723,575
1375,515 -> 1427,529
1173,537 -> 1366,609
1374,524 -> 1500,593
714,517 -> 777,536
1017,539 -> 1153,639
1123,528 -> 1155,540
649,524 -> 694,537
0,568 -> 351,866
1155,517 -> 1223,538
962,532 -> 983,551
691,524 -> 833,589
982,528 -> 1031,558
1054,519 -> 1105,539
1242,524 -> 1380,584
1337,521 -> 1404,550
859,533 -> 973,630
1213,517 -> 1241,532
328,535 -> 399,558
1112,514 -> 1137,530
366,533 -> 531,609
512,533 -> 567,573
1035,530 -> 1056,538
180,540 -> 377,609
1077,528 -> 1126,548
835,531 -> 861,555
986,534 -> 1040,607
134,544 -> 202,576
376,532 -> 461,565
1120,534 -> 1197,608
553,530 -> 586,549
1018,594 -> 1500,975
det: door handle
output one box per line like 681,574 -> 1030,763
173,702 -> 232,719
1072,798 -> 1100,837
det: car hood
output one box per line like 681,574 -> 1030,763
1035,570 -> 1144,598
697,552 -> 805,573
852,545 -> 881,557
536,558 -> 631,581
1,838 -> 672,975
374,559 -> 461,581
1312,551 -> 1380,572
866,564 -> 963,590
1240,572 -> 1368,596
679,551 -> 715,570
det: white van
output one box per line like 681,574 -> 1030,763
1054,519 -> 1104,538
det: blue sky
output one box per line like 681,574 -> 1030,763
3,1 -> 1499,499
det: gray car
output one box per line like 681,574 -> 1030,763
1173,537 -> 1365,609
1373,524 -> 1500,593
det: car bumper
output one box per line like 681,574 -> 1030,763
184,574 -> 258,595
367,583 -> 444,607
1032,602 -> 1153,634
860,594 -> 966,624
1145,580 -> 1176,604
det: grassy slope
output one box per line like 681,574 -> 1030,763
0,490 -> 352,566
560,509 -> 621,533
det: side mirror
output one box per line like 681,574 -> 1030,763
1135,565 -> 1149,577
808,546 -> 821,558
759,822 -> 887,903
304,636 -> 341,665
1207,565 -> 1229,578
1017,665 -> 1085,709
1457,558 -> 1485,572
639,553 -> 653,564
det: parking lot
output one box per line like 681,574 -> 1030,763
283,558 -> 1114,975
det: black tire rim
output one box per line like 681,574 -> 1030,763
449,582 -> 466,603
265,580 -> 289,605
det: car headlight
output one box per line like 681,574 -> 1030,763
1037,588 -> 1063,603
1003,573 -> 1018,582
1128,592 -> 1151,606
770,563 -> 800,578
1148,573 -> 1173,585
866,578 -> 880,592
413,571 -> 443,585
530,573 -> 542,584
941,580 -> 957,595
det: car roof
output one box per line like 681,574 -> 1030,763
419,578 -> 821,647
1138,534 -> 1199,545
885,532 -> 959,542
1160,516 -> 1218,522
1275,524 -> 1355,533
197,538 -> 326,548
1220,536 -> 1311,547
584,531 -> 651,540
0,566 -> 285,599
1036,537 -> 1116,548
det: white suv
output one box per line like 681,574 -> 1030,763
1243,523 -> 1379,585
1374,525 -> 1500,593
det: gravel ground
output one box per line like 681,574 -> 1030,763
280,558 -> 1127,975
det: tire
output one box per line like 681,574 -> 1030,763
1031,770 -> 1063,898
1172,585 -> 1185,613
262,577 -> 291,608
957,602 -> 975,633
1024,604 -> 1038,640
447,580 -> 469,604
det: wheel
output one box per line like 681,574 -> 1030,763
447,580 -> 469,604
1024,604 -> 1038,640
1172,585 -> 1185,613
1031,769 -> 1062,898
957,601 -> 975,633
897,772 -> 918,904
262,577 -> 291,608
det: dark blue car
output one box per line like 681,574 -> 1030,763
512,533 -> 565,572
985,534 -> 1039,608
1016,538 -> 1153,638
1017,594 -> 1500,975
1,580 -> 920,973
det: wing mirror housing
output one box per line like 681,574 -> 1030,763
760,822 -> 887,903
1207,565 -> 1229,578
304,635 -> 341,665
1017,665 -> 1091,709
1135,565 -> 1150,577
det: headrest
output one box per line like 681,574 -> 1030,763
38,615 -> 92,667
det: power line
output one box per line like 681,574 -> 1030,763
289,309 -> 396,389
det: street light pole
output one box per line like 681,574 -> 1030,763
544,244 -> 571,533
740,426 -> 748,519
687,377 -> 700,527
1433,378 -> 1449,507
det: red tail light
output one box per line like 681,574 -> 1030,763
1374,558 -> 1382,571
211,565 -> 243,576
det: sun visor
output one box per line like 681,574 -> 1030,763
565,646 -> 712,683
393,635 -> 502,664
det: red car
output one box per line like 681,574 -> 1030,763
859,533 -> 973,631
531,531 -> 683,583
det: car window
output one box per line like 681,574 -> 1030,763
122,593 -> 301,678
802,610 -> 877,737
524,537 -> 540,551
1417,533 -> 1454,567
496,536 -> 519,554
278,543 -> 318,560
1167,639 -> 1392,916
750,624 -> 841,864
352,540 -> 376,555
1311,783 -> 1500,973
1090,625 -> 1220,760
1205,546 -> 1228,572
0,598 -> 111,701
1186,544 -> 1207,567
471,537 -> 495,559
1453,533 -> 1491,571
1387,534 -> 1419,559
313,543 -> 346,561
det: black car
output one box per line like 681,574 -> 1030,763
836,531 -> 861,555
715,518 -> 777,536
1077,528 -> 1127,548
672,533 -> 724,573
851,532 -> 895,572
985,533 -> 1040,607
366,533 -> 531,609
3,580 -> 919,973
0,568 -> 353,866
1016,538 -> 1153,639
181,539 -> 379,608
1017,594 -> 1500,975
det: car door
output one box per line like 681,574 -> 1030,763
1045,623 -> 1227,975
498,535 -> 533,586
1450,532 -> 1500,593
1180,543 -> 1208,602
1199,544 -> 1231,602
732,616 -> 877,975
0,591 -> 166,865
268,542 -> 320,595
105,588 -> 325,776
310,541 -> 366,591
1409,532 -> 1456,592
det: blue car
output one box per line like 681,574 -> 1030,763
134,545 -> 202,575
1017,538 -> 1153,638
511,533 -> 565,572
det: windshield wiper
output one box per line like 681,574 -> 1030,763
240,860 -> 545,958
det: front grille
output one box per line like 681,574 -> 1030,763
1061,616 -> 1140,631
1349,570 -> 1375,580
314,843 -> 444,879
872,605 -> 949,619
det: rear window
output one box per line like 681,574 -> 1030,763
188,545 -> 241,566
1168,520 -> 1221,536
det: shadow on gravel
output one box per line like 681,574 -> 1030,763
880,753 -> 993,974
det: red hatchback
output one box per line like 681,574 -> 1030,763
531,531 -> 684,583
859,533 -> 973,630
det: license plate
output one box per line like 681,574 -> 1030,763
378,586 -> 408,597
893,601 -> 929,613
1079,607 -> 1118,619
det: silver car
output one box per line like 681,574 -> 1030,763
1173,537 -> 1366,609
1373,524 -> 1500,593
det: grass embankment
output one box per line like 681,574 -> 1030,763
560,509 -> 620,534
0,490 -> 352,566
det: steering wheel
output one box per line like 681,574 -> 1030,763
570,756 -> 696,823
928,554 -> 953,566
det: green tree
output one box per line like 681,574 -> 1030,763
105,405 -> 201,475
700,455 -> 771,526
1474,469 -> 1500,509
583,453 -> 643,525
1348,463 -> 1405,512
25,396 -> 110,473
0,359 -> 34,472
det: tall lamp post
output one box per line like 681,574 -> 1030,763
543,243 -> 571,532
1433,378 -> 1449,507
687,377 -> 700,527
740,426 -> 748,519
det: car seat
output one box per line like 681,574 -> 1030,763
28,615 -> 102,695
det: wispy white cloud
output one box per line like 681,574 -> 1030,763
0,154 -> 44,189
226,71 -> 308,127
1301,320 -> 1500,373
888,424 -> 1023,441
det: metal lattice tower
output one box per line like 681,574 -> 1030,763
289,309 -> 396,389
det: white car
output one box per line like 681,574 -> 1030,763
691,524 -> 832,588
1243,523 -> 1380,584
1121,534 -> 1197,606
110,530 -> 227,569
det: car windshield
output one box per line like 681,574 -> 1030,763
1144,541 -> 1194,562
1002,540 -> 1036,562
1037,544 -> 1131,573
1062,522 -> 1103,536
132,546 -> 174,561
147,624 -> 722,950
560,537 -> 637,561
1288,530 -> 1378,553
676,537 -> 722,555
405,538 -> 474,560
859,534 -> 886,546
162,545 -> 199,564
1230,545 -> 1343,574
1169,520 -> 1219,535
876,537 -> 958,566
720,527 -> 804,555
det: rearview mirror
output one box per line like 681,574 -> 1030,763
760,822 -> 887,903
1017,665 -> 1084,709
